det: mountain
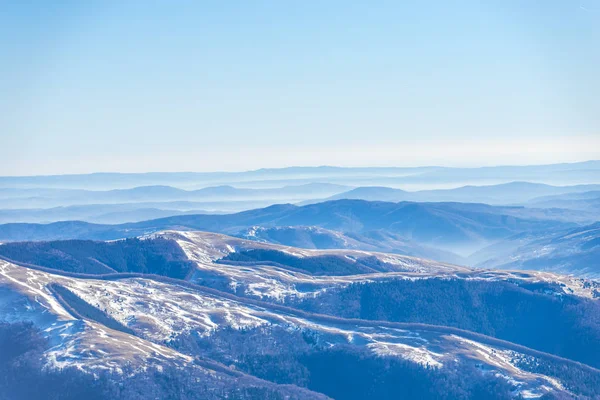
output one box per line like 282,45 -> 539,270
0,200 -> 574,256
0,183 -> 351,210
527,190 -> 600,213
0,185 -> 187,205
5,182 -> 595,226
324,181 -> 600,205
0,204 -> 216,224
0,167 -> 433,189
239,226 -> 465,264
326,186 -> 411,202
530,190 -> 600,203
1,231 -> 600,398
474,222 -> 600,276
194,182 -> 350,197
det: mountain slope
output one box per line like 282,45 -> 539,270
3,231 -> 600,397
476,222 -> 600,276
0,200 -> 575,258
239,226 -> 465,264
0,269 -> 327,399
0,256 -> 594,399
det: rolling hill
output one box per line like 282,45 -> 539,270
0,200 -> 575,257
1,231 -> 600,398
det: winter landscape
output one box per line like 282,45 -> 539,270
1,163 -> 599,399
2,1 -> 599,399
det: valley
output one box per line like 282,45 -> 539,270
1,162 -> 599,399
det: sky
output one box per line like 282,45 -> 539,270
1,0 -> 599,175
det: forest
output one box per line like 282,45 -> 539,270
220,249 -> 400,275
0,238 -> 195,279
297,278 -> 600,369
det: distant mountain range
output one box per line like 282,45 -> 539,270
317,182 -> 600,206
0,199 -> 583,259
1,179 -> 599,225
526,190 -> 600,212
0,204 -> 220,225
1,160 -> 599,189
0,182 -> 351,209
1,163 -> 598,277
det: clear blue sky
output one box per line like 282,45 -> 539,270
1,0 -> 599,175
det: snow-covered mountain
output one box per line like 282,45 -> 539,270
1,231 -> 600,399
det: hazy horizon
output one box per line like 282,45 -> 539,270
0,159 -> 598,178
2,1 -> 599,175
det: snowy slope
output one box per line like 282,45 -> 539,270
2,255 -> 596,397
2,231 -> 600,398
167,230 -> 599,301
